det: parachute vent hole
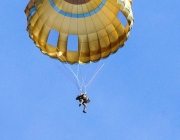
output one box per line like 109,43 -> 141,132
47,29 -> 59,47
67,35 -> 78,51
117,11 -> 127,27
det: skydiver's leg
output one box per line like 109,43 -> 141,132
79,99 -> 83,106
82,103 -> 87,113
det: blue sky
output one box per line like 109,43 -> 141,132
0,0 -> 180,140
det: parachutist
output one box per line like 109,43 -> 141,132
76,93 -> 90,113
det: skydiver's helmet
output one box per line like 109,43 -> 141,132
76,93 -> 85,100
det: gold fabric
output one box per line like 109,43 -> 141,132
25,0 -> 134,64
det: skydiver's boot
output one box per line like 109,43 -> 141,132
83,103 -> 86,113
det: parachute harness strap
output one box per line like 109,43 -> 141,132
77,38 -> 86,93
59,54 -> 83,92
54,62 -> 80,90
56,39 -> 105,94
85,63 -> 104,91
78,40 -> 86,92
77,39 -> 105,94
78,38 -> 105,94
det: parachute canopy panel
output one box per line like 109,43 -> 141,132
25,0 -> 134,64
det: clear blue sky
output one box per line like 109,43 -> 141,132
0,0 -> 180,140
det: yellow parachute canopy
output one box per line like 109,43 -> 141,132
25,0 -> 134,64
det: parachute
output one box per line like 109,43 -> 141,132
25,0 -> 134,92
